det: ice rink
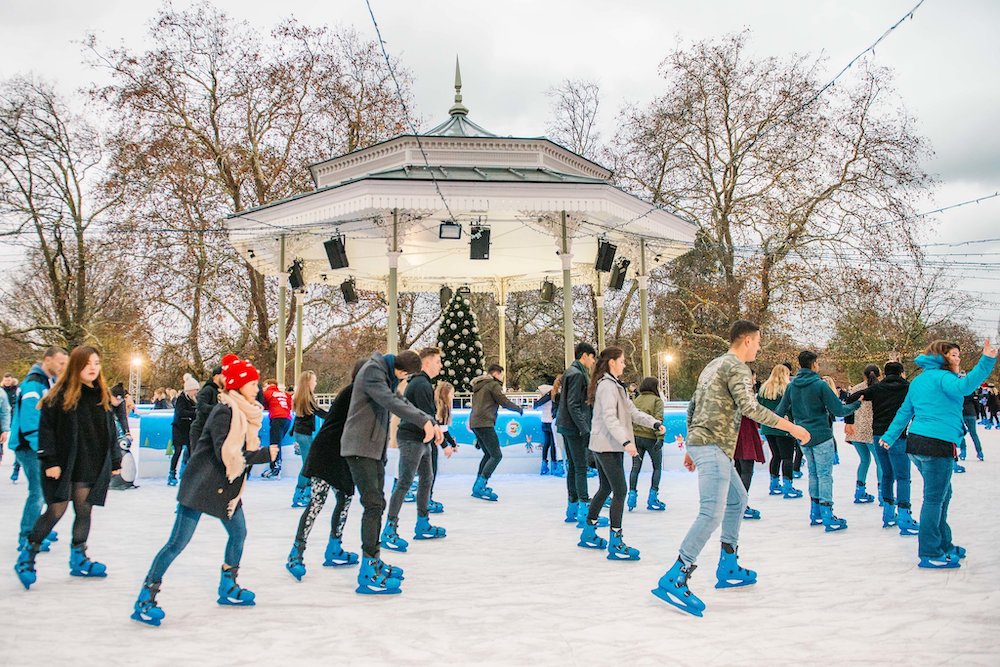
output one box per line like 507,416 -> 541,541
2,422 -> 998,666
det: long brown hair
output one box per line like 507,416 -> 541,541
551,374 -> 562,400
38,346 -> 111,412
293,370 -> 317,416
435,381 -> 454,425
587,346 -> 624,405
925,340 -> 961,373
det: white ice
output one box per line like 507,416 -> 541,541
2,422 -> 998,666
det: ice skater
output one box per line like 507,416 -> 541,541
844,365 -> 882,504
651,321 -> 810,617
14,346 -> 121,590
428,380 -> 458,513
341,351 -> 441,595
960,389 -> 984,461
577,348 -> 664,560
757,363 -> 803,499
844,362 -> 915,533
557,343 -> 607,526
167,374 -> 199,486
285,360 -> 365,581
381,347 -> 452,552
733,415 -> 766,519
775,352 -> 860,532
130,357 -> 278,626
879,339 -> 996,569
290,370 -> 328,508
468,363 -> 522,501
627,377 -> 667,512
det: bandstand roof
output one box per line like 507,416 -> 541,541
226,61 -> 698,295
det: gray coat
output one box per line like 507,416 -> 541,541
589,374 -> 661,454
341,353 -> 433,461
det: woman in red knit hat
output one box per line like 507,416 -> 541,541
130,356 -> 277,626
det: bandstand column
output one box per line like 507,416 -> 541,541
386,209 -> 401,355
560,211 -> 574,368
595,271 -> 606,351
639,238 -> 651,378
277,234 -> 287,387
293,291 -> 304,382
497,278 -> 508,391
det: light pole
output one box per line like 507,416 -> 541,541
129,356 -> 142,406
658,351 -> 674,400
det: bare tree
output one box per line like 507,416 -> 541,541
610,32 -> 935,341
0,77 -> 138,349
545,79 -> 602,160
89,1 -> 415,369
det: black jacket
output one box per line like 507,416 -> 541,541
844,374 -> 910,437
177,403 -> 273,519
172,392 -> 197,426
190,380 -> 221,436
37,388 -> 122,506
292,401 -> 329,436
399,372 -> 436,441
302,384 -> 355,494
963,392 -> 979,417
557,360 -> 592,436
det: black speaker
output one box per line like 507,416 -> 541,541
324,236 -> 349,270
540,280 -> 555,303
288,260 -> 305,291
609,258 -> 630,290
440,285 -> 453,309
341,278 -> 358,304
470,226 -> 491,260
595,240 -> 617,272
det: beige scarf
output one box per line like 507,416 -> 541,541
216,390 -> 263,516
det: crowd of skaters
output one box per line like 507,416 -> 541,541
1,322 -> 996,622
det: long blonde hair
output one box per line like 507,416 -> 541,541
759,364 -> 790,401
435,381 -> 454,425
292,370 -> 317,416
823,376 -> 837,394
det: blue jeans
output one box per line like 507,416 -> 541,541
873,433 -> 912,507
14,447 -> 44,540
801,439 -> 835,504
146,504 -> 247,582
910,455 -> 954,558
678,445 -> 747,566
293,433 -> 314,491
961,415 -> 983,458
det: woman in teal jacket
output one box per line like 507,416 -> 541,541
880,339 -> 997,569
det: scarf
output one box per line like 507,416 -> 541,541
216,390 -> 263,517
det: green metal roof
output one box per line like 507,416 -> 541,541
367,164 -> 605,183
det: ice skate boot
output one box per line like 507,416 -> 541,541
715,542 -> 757,588
217,566 -> 255,605
577,522 -> 608,550
881,500 -> 897,528
69,545 -> 107,577
896,506 -> 919,536
413,515 -> 446,540
853,482 -> 874,504
647,489 -> 666,511
651,557 -> 705,617
606,529 -> 640,561
167,471 -> 178,487
471,476 -> 498,501
768,476 -> 783,495
356,557 -> 401,595
782,478 -> 803,499
131,579 -> 166,626
14,542 -> 39,590
743,506 -> 761,520
627,489 -> 638,512
809,499 -> 823,526
323,537 -> 359,567
820,504 -> 848,532
285,540 -> 306,581
380,518 -> 409,552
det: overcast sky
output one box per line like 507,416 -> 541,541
2,0 -> 998,338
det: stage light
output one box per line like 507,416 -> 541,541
439,220 -> 463,240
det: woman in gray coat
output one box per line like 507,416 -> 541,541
578,347 -> 664,560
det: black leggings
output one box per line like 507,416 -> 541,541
30,482 -> 94,546
473,427 -> 503,479
733,459 -> 755,492
628,436 -> 663,491
765,434 -> 796,480
588,452 -> 626,529
793,442 -> 804,472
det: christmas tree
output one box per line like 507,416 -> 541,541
437,291 -> 485,392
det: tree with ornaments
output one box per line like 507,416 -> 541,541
437,291 -> 485,392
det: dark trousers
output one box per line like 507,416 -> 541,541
472,427 -> 503,479
345,456 -> 386,559
765,433 -> 796,480
588,452 -> 626,529
269,417 -> 290,469
793,442 -> 804,472
388,437 -> 433,519
541,423 -> 558,462
628,436 -> 663,491
733,458 -> 755,491
169,421 -> 193,474
561,431 -> 590,503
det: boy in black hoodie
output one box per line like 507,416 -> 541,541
382,348 -> 452,550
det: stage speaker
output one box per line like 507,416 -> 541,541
288,260 -> 305,291
609,258 -> 630,290
595,240 -> 617,272
324,236 -> 349,269
470,226 -> 491,260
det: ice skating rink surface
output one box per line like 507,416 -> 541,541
2,423 -> 998,666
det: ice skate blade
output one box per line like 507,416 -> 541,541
413,532 -> 446,540
578,540 -> 608,549
217,597 -> 255,606
285,564 -> 305,581
356,583 -> 402,595
70,570 -> 107,578
647,505 -> 666,511
470,492 -> 498,502
898,528 -> 918,536
322,558 -> 359,567
917,558 -> 960,570
381,541 -> 408,553
715,578 -> 757,589
651,587 -> 704,617
823,524 -> 848,532
130,611 -> 162,627
607,552 -> 640,561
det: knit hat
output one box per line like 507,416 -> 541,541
221,354 -> 240,370
182,373 -> 200,392
222,358 -> 260,391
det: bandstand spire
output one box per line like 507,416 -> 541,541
449,56 -> 468,116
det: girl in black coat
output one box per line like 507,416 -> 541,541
285,359 -> 365,580
14,346 -> 122,590
131,357 -> 277,627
